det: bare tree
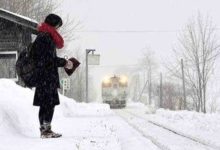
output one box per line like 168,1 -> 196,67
0,0 -> 82,50
0,0 -> 85,101
139,48 -> 158,105
172,14 -> 220,113
158,82 -> 182,110
0,0 -> 55,21
129,73 -> 141,102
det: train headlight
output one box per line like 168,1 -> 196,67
120,76 -> 128,84
103,76 -> 111,84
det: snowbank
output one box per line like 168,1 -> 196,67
0,79 -> 38,137
0,79 -> 119,150
57,96 -> 112,118
147,109 -> 220,149
0,79 -> 112,136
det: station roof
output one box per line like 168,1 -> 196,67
0,8 -> 38,34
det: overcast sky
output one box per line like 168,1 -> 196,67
60,0 -> 220,64
59,0 -> 220,100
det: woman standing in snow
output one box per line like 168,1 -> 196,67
32,14 -> 73,138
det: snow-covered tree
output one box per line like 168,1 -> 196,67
171,14 -> 220,113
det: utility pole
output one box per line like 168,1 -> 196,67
137,79 -> 148,103
159,73 -> 163,108
148,66 -> 152,105
134,76 -> 138,102
86,50 -> 88,103
181,59 -> 186,109
86,49 -> 100,103
86,49 -> 95,103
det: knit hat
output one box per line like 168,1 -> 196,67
44,14 -> 63,28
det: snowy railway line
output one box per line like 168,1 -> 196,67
114,109 -> 217,150
123,109 -> 220,150
114,109 -> 169,150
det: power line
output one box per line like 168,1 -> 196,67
72,28 -> 220,33
72,30 -> 181,33
90,64 -> 139,68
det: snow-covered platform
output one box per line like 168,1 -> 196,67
0,79 -> 158,150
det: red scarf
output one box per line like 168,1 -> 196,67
37,23 -> 64,49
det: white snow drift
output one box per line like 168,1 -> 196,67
0,79 -> 119,150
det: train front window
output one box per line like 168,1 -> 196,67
102,82 -> 112,87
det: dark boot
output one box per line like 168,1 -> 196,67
40,123 -> 62,138
47,124 -> 62,138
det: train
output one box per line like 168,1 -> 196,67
102,75 -> 128,108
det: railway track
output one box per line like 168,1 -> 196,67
114,109 -> 217,150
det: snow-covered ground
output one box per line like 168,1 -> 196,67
147,109 -> 220,149
124,105 -> 220,149
0,79 -> 120,150
1,79 -> 220,150
0,79 -> 158,150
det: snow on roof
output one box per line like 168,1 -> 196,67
0,8 -> 38,33
0,8 -> 38,23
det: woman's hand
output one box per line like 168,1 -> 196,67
64,60 -> 73,69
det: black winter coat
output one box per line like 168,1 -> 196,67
32,32 -> 67,106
